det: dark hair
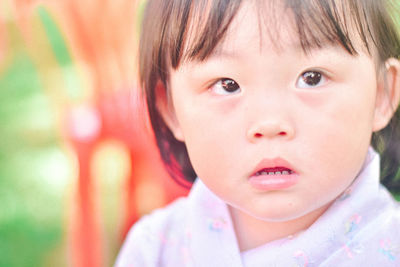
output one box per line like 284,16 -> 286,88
139,0 -> 400,193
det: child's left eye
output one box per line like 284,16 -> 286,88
209,78 -> 241,95
296,70 -> 327,89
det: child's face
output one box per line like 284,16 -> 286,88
163,3 -> 391,222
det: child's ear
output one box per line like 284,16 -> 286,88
155,81 -> 185,141
373,58 -> 400,132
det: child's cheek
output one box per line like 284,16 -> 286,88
295,91 -> 327,109
208,97 -> 242,115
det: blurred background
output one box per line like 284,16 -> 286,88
1,1 -> 400,267
0,1 -> 189,266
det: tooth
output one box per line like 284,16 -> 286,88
268,172 -> 274,175
261,171 -> 268,175
282,171 -> 289,175
275,171 -> 281,175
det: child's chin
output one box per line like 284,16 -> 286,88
252,212 -> 306,223
246,204 -> 327,223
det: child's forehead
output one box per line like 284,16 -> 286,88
210,2 -> 304,57
179,0 -> 374,67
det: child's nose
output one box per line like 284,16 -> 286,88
246,120 -> 295,143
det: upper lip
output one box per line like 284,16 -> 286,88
250,157 -> 298,177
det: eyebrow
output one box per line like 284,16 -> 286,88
204,39 -> 349,63
205,47 -> 243,61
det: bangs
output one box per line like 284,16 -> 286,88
168,0 -> 400,71
169,0 -> 242,68
281,0 -> 400,59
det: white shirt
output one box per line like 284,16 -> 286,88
115,148 -> 400,266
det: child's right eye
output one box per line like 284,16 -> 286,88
209,78 -> 241,95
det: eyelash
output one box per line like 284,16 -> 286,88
208,70 -> 328,95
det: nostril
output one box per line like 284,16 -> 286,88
247,123 -> 294,142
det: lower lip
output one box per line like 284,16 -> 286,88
248,173 -> 299,191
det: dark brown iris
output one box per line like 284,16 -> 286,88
302,71 -> 322,86
221,78 -> 239,92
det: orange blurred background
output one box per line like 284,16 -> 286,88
0,1 -> 189,266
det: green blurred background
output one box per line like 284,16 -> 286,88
0,8 -> 70,267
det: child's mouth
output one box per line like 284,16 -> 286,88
249,159 -> 299,191
254,167 -> 294,176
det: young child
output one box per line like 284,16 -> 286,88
115,0 -> 400,266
